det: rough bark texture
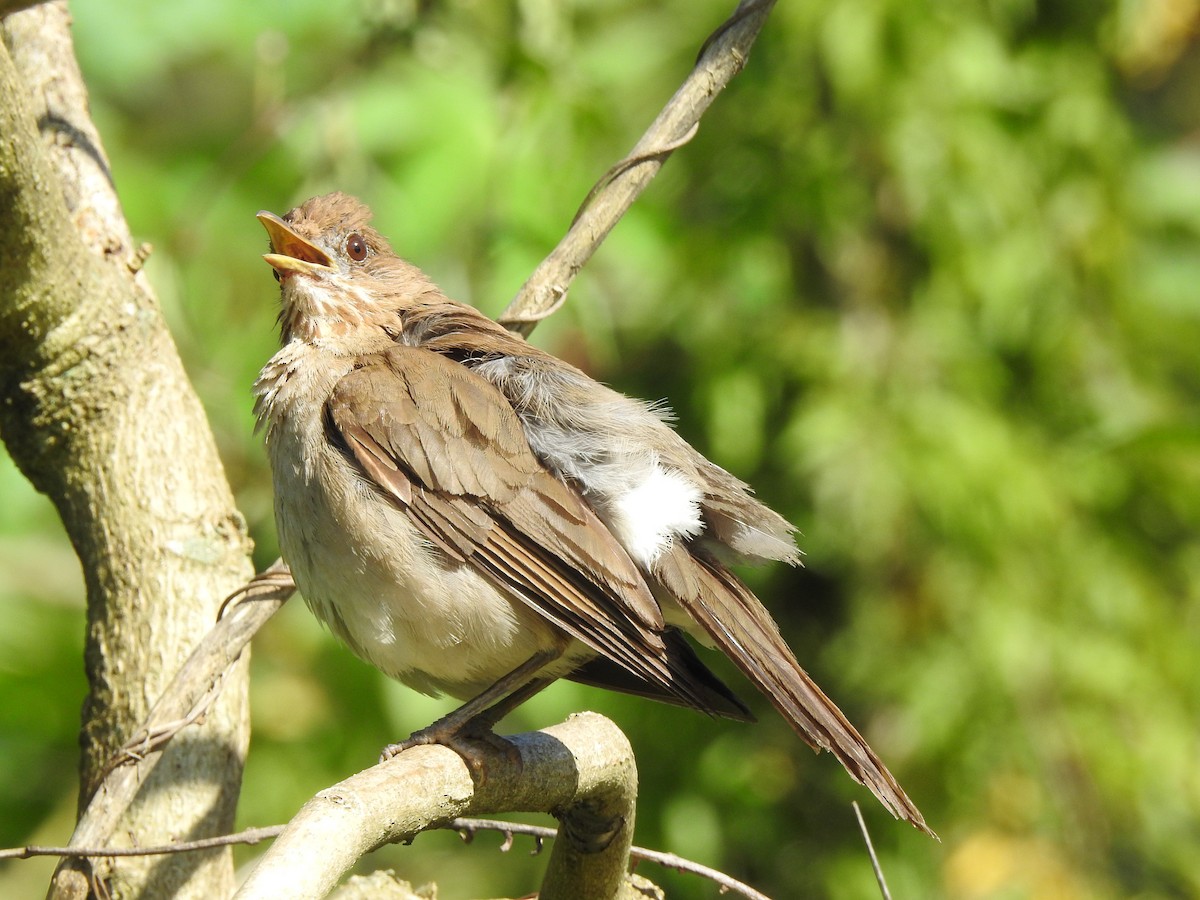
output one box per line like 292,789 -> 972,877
0,4 -> 252,898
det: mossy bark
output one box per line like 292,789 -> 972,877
0,5 -> 252,898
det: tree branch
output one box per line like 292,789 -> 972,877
0,5 -> 254,898
499,0 -> 778,334
3,815 -> 773,900
42,564 -> 294,892
234,714 -> 640,900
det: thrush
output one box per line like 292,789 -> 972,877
253,191 -> 931,835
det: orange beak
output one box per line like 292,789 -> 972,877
257,211 -> 335,276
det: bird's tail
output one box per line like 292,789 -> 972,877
652,543 -> 935,838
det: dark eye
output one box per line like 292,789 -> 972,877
345,233 -> 368,261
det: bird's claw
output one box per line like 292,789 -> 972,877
379,722 -> 523,781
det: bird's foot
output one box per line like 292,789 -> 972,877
379,720 -> 522,780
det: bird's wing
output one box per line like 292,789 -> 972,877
326,345 -> 736,714
651,541 -> 934,836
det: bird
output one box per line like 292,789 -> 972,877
252,191 -> 931,836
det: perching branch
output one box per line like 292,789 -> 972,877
235,713 -> 640,900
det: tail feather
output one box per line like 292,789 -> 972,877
653,543 -> 935,837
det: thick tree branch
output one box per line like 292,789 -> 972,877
235,714 -> 641,900
0,5 -> 253,898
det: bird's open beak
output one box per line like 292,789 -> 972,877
257,211 -> 336,276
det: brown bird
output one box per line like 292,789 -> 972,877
253,191 -> 931,836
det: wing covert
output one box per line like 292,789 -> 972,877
325,346 -> 726,702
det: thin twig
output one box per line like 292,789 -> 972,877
566,122 -> 701,231
499,0 -> 778,335
48,561 -> 294,880
853,801 -> 893,900
0,828 -> 285,860
2,816 -> 772,900
448,818 -> 772,900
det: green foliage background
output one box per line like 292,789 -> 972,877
2,1 -> 1198,897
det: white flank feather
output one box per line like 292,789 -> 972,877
606,463 -> 704,568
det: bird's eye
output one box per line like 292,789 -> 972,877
345,233 -> 368,261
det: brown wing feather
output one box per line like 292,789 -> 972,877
326,345 -> 741,716
652,542 -> 935,837
568,630 -> 754,722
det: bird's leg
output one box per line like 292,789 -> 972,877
380,647 -> 562,770
458,671 -> 557,735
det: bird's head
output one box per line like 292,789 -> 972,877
257,192 -> 437,344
